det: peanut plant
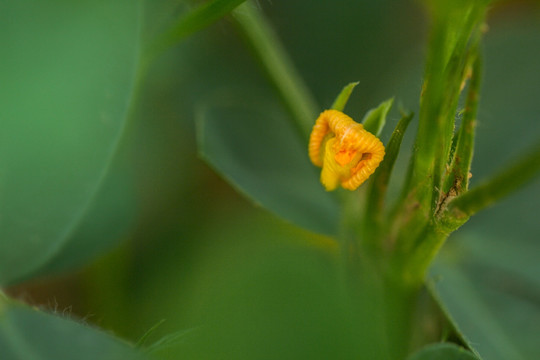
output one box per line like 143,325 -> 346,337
1,0 -> 539,359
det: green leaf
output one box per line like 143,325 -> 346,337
331,82 -> 359,112
0,0 -> 142,285
34,156 -> 138,276
429,235 -> 540,360
361,97 -> 394,137
463,235 -> 540,289
197,103 -> 340,236
0,301 -> 148,360
144,0 -> 248,65
407,343 -> 479,360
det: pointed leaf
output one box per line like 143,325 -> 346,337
361,98 -> 394,136
331,82 -> 359,112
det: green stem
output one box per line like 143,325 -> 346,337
441,52 -> 482,197
390,2 -> 488,255
363,112 -> 414,247
411,3 -> 487,209
403,223 -> 453,286
383,278 -> 419,358
232,2 -> 319,142
448,141 -> 540,217
403,141 -> 540,286
340,238 -> 420,359
404,140 -> 540,285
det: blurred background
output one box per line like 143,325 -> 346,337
5,0 -> 540,358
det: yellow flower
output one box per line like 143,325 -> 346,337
309,110 -> 385,191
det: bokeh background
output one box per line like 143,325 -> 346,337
4,0 -> 540,358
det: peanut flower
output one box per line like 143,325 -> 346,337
309,110 -> 385,191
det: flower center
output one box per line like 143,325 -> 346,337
334,148 -> 357,167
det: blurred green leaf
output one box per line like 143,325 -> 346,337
144,0 -> 247,65
361,97 -> 394,137
141,0 -> 189,41
233,2 -> 319,142
0,301 -> 148,360
35,154 -> 137,275
331,82 -> 359,112
407,343 -> 479,360
197,103 -> 340,235
429,235 -> 540,360
0,0 -> 142,285
462,235 -> 540,289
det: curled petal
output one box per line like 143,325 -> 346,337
308,110 -> 385,191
